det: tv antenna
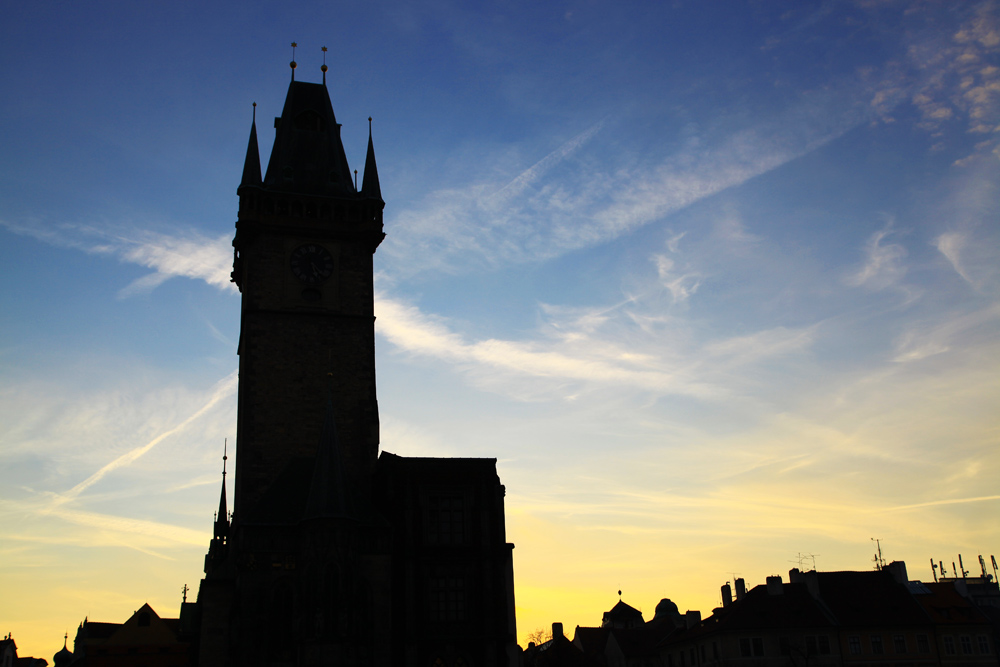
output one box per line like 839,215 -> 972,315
789,552 -> 819,571
871,538 -> 886,570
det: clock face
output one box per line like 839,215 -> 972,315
290,244 -> 335,285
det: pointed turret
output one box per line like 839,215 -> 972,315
213,442 -> 229,542
239,104 -> 262,190
361,117 -> 383,202
303,391 -> 351,520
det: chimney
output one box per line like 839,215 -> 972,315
789,568 -> 803,583
685,610 -> 701,628
887,561 -> 908,585
721,583 -> 733,607
766,575 -> 783,595
735,578 -> 746,600
552,622 -> 564,640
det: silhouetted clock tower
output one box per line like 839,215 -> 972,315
193,58 -> 518,667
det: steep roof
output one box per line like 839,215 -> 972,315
603,599 -> 644,627
262,80 -> 355,196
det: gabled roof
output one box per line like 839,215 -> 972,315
603,599 -> 644,627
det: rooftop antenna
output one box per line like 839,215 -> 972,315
979,555 -> 989,579
871,538 -> 886,570
321,46 -> 328,85
952,561 -> 958,578
991,555 -> 998,581
940,560 -> 947,578
290,42 -> 298,81
790,552 -> 819,571
182,584 -> 189,604
930,558 -> 939,582
959,555 -> 969,578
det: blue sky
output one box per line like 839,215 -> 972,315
2,0 -> 999,657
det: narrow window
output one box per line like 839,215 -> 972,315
944,636 -> 956,655
740,638 -> 751,658
917,634 -> 930,653
752,638 -> 764,657
978,636 -> 990,654
849,636 -> 862,655
818,636 -> 831,654
893,635 -> 906,653
960,636 -> 973,655
871,635 -> 883,655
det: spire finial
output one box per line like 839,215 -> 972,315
182,584 -> 189,604
321,46 -> 328,85
252,102 -> 256,123
222,438 -> 228,477
290,42 -> 298,80
354,169 -> 358,190
63,632 -> 68,649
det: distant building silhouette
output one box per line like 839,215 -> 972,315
62,604 -> 193,667
1,634 -> 48,667
540,562 -> 1000,667
186,67 -> 518,667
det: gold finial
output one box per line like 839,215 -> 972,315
290,42 -> 298,80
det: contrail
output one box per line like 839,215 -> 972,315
881,495 -> 1000,512
53,371 -> 238,505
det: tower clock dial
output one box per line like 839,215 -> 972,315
289,244 -> 335,285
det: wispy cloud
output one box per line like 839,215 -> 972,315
383,85 -> 868,278
0,219 -> 235,296
845,221 -> 911,293
51,371 -> 237,505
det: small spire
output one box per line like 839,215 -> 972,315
214,440 -> 230,541
290,42 -> 298,81
361,116 -> 383,201
240,105 -> 262,190
321,46 -> 328,85
354,169 -> 358,190
64,632 -> 68,649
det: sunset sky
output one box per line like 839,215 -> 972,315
2,0 -> 999,659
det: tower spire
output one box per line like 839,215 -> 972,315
239,103 -> 262,190
213,440 -> 229,541
361,116 -> 383,201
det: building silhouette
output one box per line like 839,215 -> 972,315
530,562 -> 999,667
189,65 -> 518,666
